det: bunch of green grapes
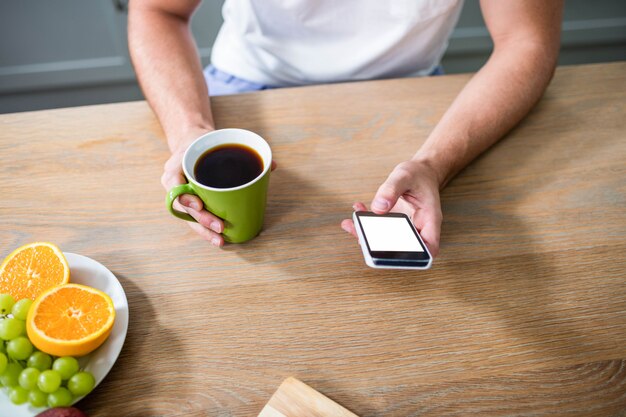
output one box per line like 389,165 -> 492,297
0,294 -> 96,407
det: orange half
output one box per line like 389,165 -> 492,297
0,242 -> 70,301
27,283 -> 116,357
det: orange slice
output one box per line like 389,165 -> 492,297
27,283 -> 115,357
0,242 -> 70,301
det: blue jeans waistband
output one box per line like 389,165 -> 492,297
204,64 -> 444,96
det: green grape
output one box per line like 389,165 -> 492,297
47,387 -> 73,407
0,351 -> 7,374
0,294 -> 15,315
68,371 -> 95,396
19,367 -> 41,390
0,362 -> 23,387
7,336 -> 33,360
52,356 -> 80,380
0,317 -> 25,340
11,298 -> 33,320
28,351 -> 53,371
9,386 -> 29,405
38,369 -> 62,393
29,387 -> 48,407
0,340 -> 6,353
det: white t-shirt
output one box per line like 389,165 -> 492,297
210,0 -> 464,87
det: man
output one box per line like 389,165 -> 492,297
128,0 -> 563,254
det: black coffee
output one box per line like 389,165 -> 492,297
194,144 -> 263,188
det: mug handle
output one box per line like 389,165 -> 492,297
166,184 -> 198,222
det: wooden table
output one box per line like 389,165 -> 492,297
1,62 -> 625,416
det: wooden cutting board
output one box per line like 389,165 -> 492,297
258,377 -> 359,417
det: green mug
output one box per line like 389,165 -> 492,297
166,129 -> 272,243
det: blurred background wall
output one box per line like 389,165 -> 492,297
1,0 -> 625,113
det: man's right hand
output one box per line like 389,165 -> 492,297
161,132 -> 225,247
129,1 -> 226,246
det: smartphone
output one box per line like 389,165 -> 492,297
352,211 -> 432,270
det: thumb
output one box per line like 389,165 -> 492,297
371,163 -> 413,214
162,155 -> 203,211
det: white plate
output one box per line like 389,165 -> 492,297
0,252 -> 129,416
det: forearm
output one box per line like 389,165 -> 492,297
128,4 -> 214,153
415,43 -> 557,188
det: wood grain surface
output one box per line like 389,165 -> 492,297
0,62 -> 625,416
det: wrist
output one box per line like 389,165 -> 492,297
168,124 -> 215,154
410,150 -> 449,189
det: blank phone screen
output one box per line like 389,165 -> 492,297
359,216 -> 424,252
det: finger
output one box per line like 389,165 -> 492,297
187,221 -> 224,247
162,169 -> 204,212
271,160 -> 277,171
413,211 -> 442,258
340,219 -> 359,239
341,202 -> 366,240
371,162 -> 415,214
173,194 -> 205,220
162,154 -> 207,211
352,202 -> 368,212
184,206 -> 224,233
161,168 -> 185,190
162,152 -> 185,188
419,221 -> 440,257
178,194 -> 204,211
